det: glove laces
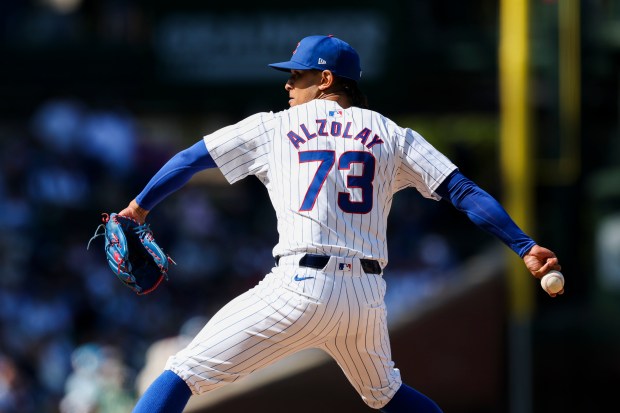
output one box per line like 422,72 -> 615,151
134,223 -> 154,241
87,223 -> 106,250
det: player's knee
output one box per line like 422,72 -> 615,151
165,353 -> 244,395
356,381 -> 402,410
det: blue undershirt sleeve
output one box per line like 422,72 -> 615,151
135,140 -> 217,211
435,170 -> 536,258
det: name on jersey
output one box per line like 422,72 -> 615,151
286,119 -> 384,150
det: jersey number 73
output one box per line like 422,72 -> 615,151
298,150 -> 375,214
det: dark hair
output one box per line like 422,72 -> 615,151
338,77 -> 369,109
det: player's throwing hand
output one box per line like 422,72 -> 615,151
522,244 -> 563,297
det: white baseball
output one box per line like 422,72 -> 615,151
540,270 -> 564,294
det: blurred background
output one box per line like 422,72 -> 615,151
0,0 -> 619,412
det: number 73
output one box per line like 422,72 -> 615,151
299,150 -> 375,214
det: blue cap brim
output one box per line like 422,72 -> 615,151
268,61 -> 314,72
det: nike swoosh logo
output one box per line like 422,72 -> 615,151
293,275 -> 314,282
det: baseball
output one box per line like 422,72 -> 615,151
540,270 -> 564,294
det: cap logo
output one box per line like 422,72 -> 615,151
318,58 -> 327,65
292,41 -> 301,55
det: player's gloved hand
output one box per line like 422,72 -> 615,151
88,212 -> 174,295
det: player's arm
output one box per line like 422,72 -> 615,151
435,169 -> 535,256
118,140 -> 217,223
435,170 -> 560,277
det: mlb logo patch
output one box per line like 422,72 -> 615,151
338,263 -> 352,271
329,110 -> 343,118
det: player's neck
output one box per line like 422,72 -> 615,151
316,91 -> 351,108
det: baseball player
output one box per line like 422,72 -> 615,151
118,35 -> 562,413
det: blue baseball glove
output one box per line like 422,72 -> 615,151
88,213 -> 174,295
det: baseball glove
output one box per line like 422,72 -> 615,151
88,213 -> 174,295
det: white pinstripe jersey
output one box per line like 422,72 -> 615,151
204,100 -> 457,268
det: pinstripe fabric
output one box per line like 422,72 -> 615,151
166,255 -> 401,409
204,100 -> 457,267
171,100 -> 457,408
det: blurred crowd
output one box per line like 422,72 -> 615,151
0,96 -> 470,413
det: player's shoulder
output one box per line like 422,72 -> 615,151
347,105 -> 408,134
351,105 -> 393,122
232,110 -> 279,128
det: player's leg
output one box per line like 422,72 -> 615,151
319,272 -> 401,409
379,383 -> 443,413
132,370 -> 192,413
321,272 -> 442,412
133,270 -> 313,412
165,266 -> 335,395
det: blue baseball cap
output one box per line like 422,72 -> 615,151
269,35 -> 362,81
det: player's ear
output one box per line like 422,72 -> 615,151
318,70 -> 335,90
